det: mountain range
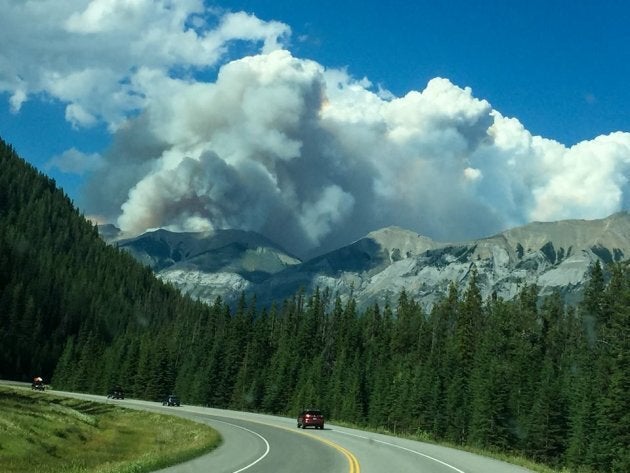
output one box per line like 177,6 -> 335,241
100,211 -> 630,309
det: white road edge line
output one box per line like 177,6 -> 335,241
334,429 -> 466,473
211,418 -> 271,473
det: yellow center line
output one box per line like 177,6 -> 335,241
304,432 -> 360,473
221,416 -> 361,473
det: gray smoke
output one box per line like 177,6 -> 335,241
83,51 -> 630,257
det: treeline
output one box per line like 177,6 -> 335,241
53,268 -> 629,473
1,137 -> 628,472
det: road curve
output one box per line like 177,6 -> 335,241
46,392 -> 352,473
16,386 -> 536,473
167,406 -> 535,473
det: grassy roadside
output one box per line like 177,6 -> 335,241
0,386 -> 221,473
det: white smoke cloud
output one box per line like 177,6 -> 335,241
530,132 -> 630,221
2,2 -> 629,257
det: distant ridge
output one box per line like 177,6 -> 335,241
100,211 -> 630,309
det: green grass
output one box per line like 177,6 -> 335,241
0,386 -> 221,473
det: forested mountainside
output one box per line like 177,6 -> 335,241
1,137 -> 628,472
0,138 -> 215,381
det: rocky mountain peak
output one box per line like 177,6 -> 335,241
497,211 -> 630,260
101,212 -> 630,310
365,226 -> 439,261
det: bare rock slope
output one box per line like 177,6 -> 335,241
102,211 -> 630,309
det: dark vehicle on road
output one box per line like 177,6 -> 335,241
297,409 -> 324,429
163,394 -> 180,406
107,386 -> 125,399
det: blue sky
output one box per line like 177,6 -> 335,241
0,1 -> 629,256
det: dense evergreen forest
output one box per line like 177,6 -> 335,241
1,137 -> 628,472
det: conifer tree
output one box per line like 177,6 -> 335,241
445,269 -> 482,444
423,283 -> 457,439
589,264 -> 630,471
469,299 -> 513,450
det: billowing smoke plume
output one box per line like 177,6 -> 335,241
2,1 -> 630,257
86,51 -> 630,256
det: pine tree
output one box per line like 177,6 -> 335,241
425,282 -> 457,440
469,299 -> 513,450
445,268 -> 482,444
589,264 -> 630,471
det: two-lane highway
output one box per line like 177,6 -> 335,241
152,413 -> 349,473
29,389 -> 536,473
51,392 -> 352,473
187,406 -> 534,473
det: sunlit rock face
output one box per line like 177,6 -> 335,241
100,211 -> 630,310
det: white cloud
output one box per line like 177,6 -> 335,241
2,2 -> 629,256
9,89 -> 27,112
64,0 -> 159,33
0,0 -> 290,129
464,167 -> 482,182
530,132 -> 630,221
46,148 -> 103,174
216,11 -> 290,53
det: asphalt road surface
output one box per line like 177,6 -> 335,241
8,384 -> 536,473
